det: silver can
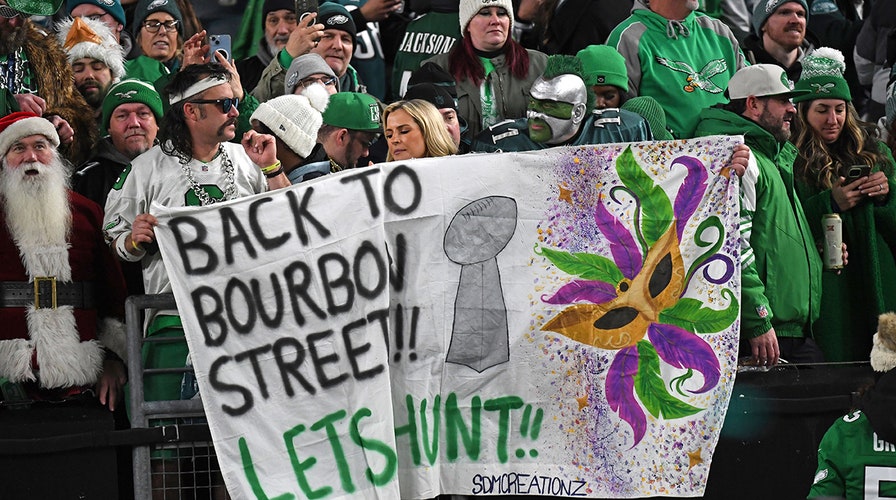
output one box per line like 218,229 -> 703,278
823,213 -> 843,270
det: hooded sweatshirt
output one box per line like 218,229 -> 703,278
606,0 -> 746,138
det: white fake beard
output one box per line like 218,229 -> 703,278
0,154 -> 73,280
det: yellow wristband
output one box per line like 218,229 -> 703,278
131,239 -> 140,251
261,160 -> 282,174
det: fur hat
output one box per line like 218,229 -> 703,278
132,0 -> 183,36
285,53 -> 338,95
0,112 -> 60,157
67,0 -> 126,26
56,16 -> 126,82
316,2 -> 356,41
751,0 -> 809,36
101,79 -> 164,131
793,47 -> 852,103
871,312 -> 896,372
250,85 -> 329,159
576,45 -> 628,91
458,0 -> 514,33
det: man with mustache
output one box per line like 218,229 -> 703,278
103,63 -> 288,407
472,54 -> 651,152
742,0 -> 816,83
56,16 -> 126,123
693,63 -> 825,366
0,111 -> 128,409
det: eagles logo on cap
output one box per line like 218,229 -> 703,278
115,90 -> 138,99
327,14 -> 350,26
597,76 -> 606,84
764,0 -> 781,13
780,71 -> 791,89
99,0 -> 115,5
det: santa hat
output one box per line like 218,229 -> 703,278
250,85 -> 329,159
56,16 -> 126,82
0,112 -> 60,157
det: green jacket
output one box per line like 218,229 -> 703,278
426,48 -> 547,138
795,142 -> 896,361
694,107 -> 821,340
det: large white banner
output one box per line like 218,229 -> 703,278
154,138 -> 743,498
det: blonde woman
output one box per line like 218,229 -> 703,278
383,99 -> 458,161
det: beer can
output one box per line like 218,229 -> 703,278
822,213 -> 843,270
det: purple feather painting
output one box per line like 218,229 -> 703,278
531,138 -> 743,497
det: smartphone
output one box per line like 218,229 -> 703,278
209,34 -> 232,63
295,0 -> 319,21
842,164 -> 872,182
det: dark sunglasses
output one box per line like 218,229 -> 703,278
189,97 -> 239,113
0,4 -> 21,18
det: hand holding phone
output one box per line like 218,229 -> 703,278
841,164 -> 872,182
295,0 -> 319,21
209,34 -> 232,63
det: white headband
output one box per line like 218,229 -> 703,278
169,74 -> 229,104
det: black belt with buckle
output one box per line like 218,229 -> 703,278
0,279 -> 96,309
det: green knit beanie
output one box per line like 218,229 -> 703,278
793,47 -> 852,103
102,79 -> 164,131
576,45 -> 628,92
622,96 -> 673,140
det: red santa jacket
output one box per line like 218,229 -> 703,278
0,191 -> 127,389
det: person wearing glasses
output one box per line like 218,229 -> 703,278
0,0 -> 95,166
298,91 -> 382,179
285,53 -> 339,97
103,63 -> 288,446
123,0 -> 185,83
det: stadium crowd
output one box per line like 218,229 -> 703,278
0,0 -> 895,497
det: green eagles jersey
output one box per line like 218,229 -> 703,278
390,11 -> 461,101
809,410 -> 896,499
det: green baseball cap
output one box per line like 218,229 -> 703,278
9,0 -> 63,15
321,92 -> 382,131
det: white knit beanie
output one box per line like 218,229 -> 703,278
458,0 -> 514,33
56,16 -> 126,82
250,85 -> 329,159
871,312 -> 896,372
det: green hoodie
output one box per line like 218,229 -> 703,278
606,4 -> 746,139
694,107 -> 821,341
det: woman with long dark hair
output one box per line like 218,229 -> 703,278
791,48 -> 896,362
424,0 -> 547,138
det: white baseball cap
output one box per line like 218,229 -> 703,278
727,64 -> 810,100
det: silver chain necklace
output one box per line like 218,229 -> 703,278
178,145 -> 237,206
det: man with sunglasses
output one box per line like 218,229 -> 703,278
103,63 -> 288,408
0,0 -> 96,166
